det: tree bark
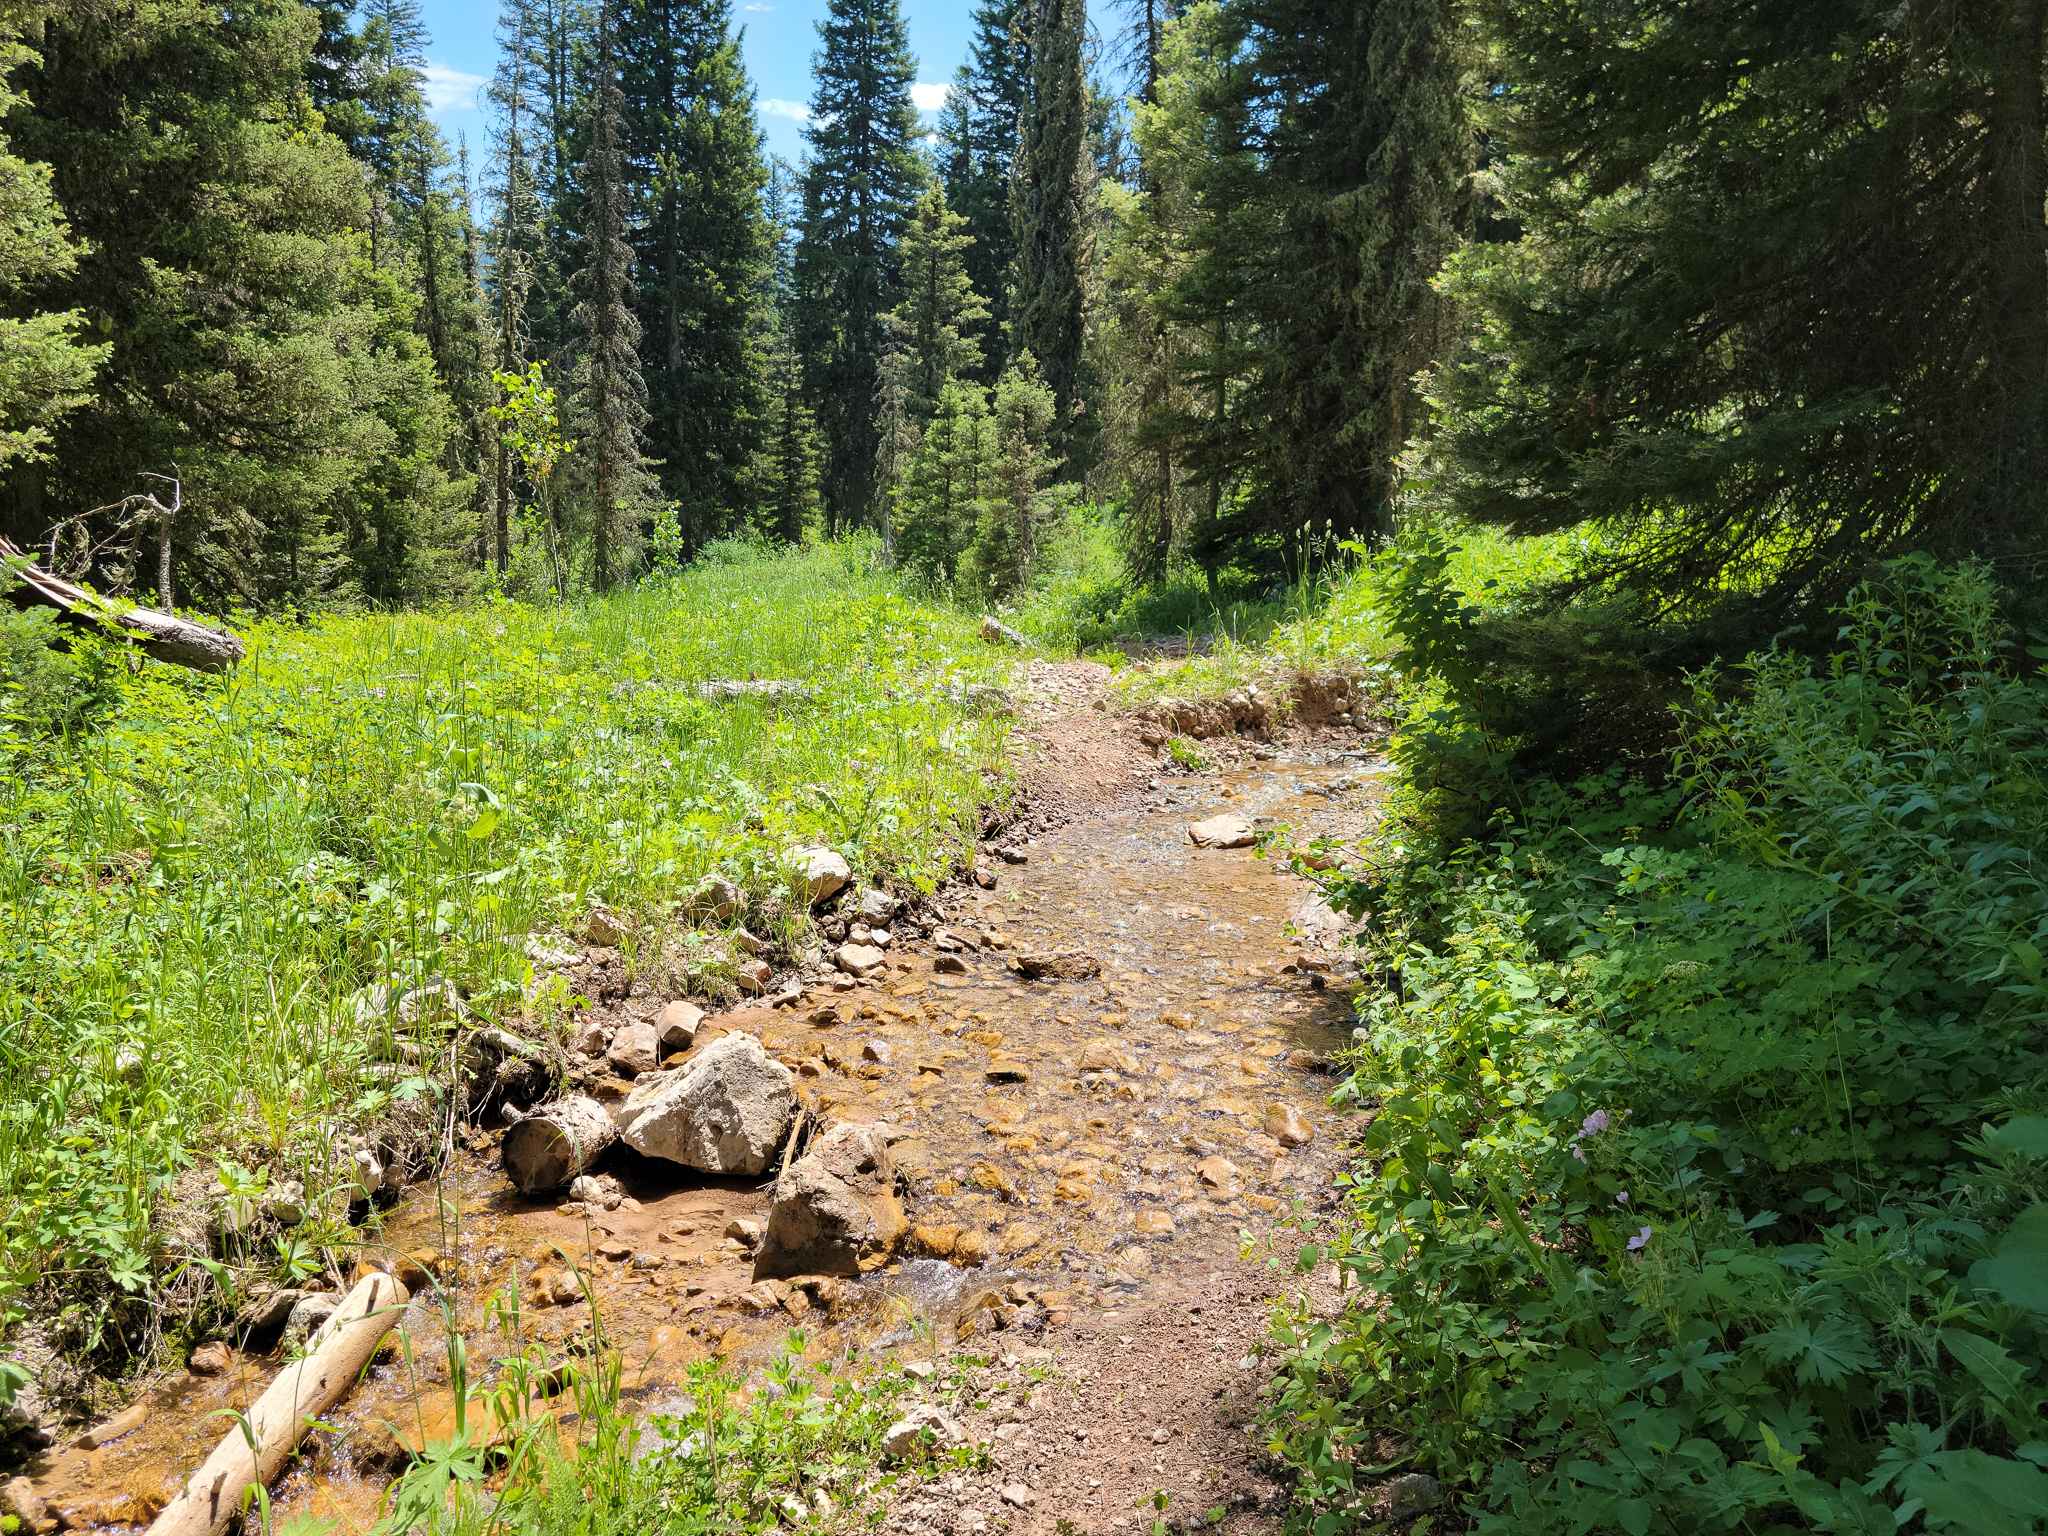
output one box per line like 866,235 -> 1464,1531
1983,0 -> 2048,548
502,1094 -> 618,1192
1,536 -> 243,673
144,1273 -> 409,1536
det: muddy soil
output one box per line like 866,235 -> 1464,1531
24,665 -> 1384,1536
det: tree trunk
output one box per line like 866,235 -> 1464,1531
503,1094 -> 618,1192
144,1273 -> 409,1536
2,536 -> 242,673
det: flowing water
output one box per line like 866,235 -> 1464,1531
27,749 -> 1381,1532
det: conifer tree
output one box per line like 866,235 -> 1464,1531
1012,0 -> 1088,469
1147,0 -> 1467,568
793,0 -> 924,534
620,0 -> 771,547
567,0 -> 653,591
8,0 -> 460,605
487,0 -> 546,573
0,13 -> 104,481
885,185 -> 988,426
1433,0 -> 2048,632
941,0 -> 1031,379
894,379 -> 991,584
753,161 -> 822,543
965,352 -> 1055,594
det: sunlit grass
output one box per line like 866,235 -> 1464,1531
0,541 -> 1011,1331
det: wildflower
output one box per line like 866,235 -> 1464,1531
1615,1190 -> 1629,1206
1579,1110 -> 1610,1138
1627,1225 -> 1653,1252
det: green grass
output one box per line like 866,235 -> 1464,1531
0,540 -> 1011,1347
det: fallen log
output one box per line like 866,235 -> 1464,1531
978,614 -> 1026,648
0,536 -> 244,673
502,1094 -> 618,1192
144,1272 -> 409,1536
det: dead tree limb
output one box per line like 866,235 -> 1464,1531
1,535 -> 244,673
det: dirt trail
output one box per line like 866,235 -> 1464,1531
25,661 -> 1383,1536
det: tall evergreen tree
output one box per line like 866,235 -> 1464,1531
1431,0 -> 2048,635
486,0 -> 546,573
1147,0 -> 1467,568
885,184 -> 988,427
753,159 -> 822,543
567,0 -> 653,590
0,13 -> 104,483
940,0 -> 1031,379
793,0 -> 924,533
1011,0 -> 1089,469
620,0 -> 771,547
7,0 -> 460,605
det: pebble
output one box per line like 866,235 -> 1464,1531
998,1483 -> 1036,1509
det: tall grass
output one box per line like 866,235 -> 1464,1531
0,542 -> 1010,1341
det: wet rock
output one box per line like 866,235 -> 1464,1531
970,858 -> 998,890
232,1286 -> 312,1344
835,942 -> 886,977
1133,1209 -> 1176,1236
724,1216 -> 763,1248
571,1021 -> 610,1057
1014,950 -> 1101,981
3,1476 -> 46,1529
1265,1102 -> 1315,1147
905,1223 -> 960,1259
755,1122 -> 907,1280
862,1040 -> 893,1066
855,888 -> 899,924
186,1339 -> 235,1378
995,845 -> 1029,865
933,928 -> 970,952
934,953 -> 968,975
618,1032 -> 797,1176
1197,1154 -> 1241,1193
881,1404 -> 963,1460
787,846 -> 852,905
1078,1040 -> 1139,1074
1188,814 -> 1256,849
734,957 -> 772,994
281,1293 -> 339,1352
985,1058 -> 1031,1083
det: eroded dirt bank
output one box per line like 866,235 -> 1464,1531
23,663 -> 1383,1536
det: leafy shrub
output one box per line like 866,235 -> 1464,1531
1268,559 -> 2048,1534
0,602 -> 122,740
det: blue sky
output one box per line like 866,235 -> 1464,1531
414,0 -> 974,168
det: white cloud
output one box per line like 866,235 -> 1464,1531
760,98 -> 812,125
418,63 -> 486,114
910,81 -> 951,114
743,2 -> 774,10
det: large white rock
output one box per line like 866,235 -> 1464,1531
786,845 -> 852,905
1187,813 -> 1256,849
616,1032 -> 796,1176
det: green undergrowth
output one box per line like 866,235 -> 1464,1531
1267,557 -> 2048,1533
358,1325 -> 966,1536
0,539 -> 1011,1363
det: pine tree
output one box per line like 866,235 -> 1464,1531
487,0 -> 546,574
0,16 -> 104,482
567,0 -> 653,591
942,0 -> 1031,379
1147,0 -> 1467,569
793,0 -> 924,534
894,379 -> 991,585
752,160 -> 822,544
1011,0 -> 1088,469
1432,0 -> 2048,632
965,351 -> 1055,595
620,0 -> 771,548
885,184 -> 988,426
7,0 -> 460,606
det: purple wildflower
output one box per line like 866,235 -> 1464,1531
1615,1190 -> 1630,1207
1580,1110 -> 1611,1138
1626,1226 -> 1654,1252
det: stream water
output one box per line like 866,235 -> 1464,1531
28,749 -> 1380,1532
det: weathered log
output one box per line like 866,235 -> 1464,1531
0,536 -> 244,673
144,1273 -> 409,1536
502,1094 -> 618,1192
695,678 -> 813,702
